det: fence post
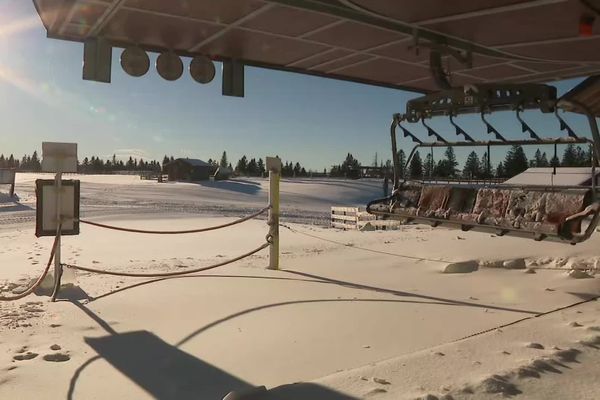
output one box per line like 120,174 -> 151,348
266,157 -> 281,270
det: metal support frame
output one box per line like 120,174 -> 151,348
51,172 -> 63,302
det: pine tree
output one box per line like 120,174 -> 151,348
126,156 -> 135,170
235,155 -> 248,175
532,149 -> 543,167
397,150 -> 406,177
503,145 -> 528,178
434,147 -> 458,178
31,151 -> 41,171
481,151 -> 491,178
247,158 -> 258,176
574,146 -> 587,167
561,143 -> 578,166
539,152 -> 549,167
257,158 -> 265,176
293,162 -> 302,177
220,151 -> 228,168
424,153 -> 434,178
585,146 -> 594,166
341,153 -> 360,177
445,147 -> 458,177
409,150 -> 423,178
496,162 -> 506,178
463,151 -> 481,179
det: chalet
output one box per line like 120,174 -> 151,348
164,158 -> 214,181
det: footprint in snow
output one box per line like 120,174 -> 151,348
43,353 -> 70,362
13,352 -> 38,361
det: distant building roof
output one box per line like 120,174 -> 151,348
504,167 -> 600,186
175,158 -> 211,168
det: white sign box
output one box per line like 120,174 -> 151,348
0,169 -> 15,184
35,179 -> 80,237
266,156 -> 282,173
42,142 -> 78,173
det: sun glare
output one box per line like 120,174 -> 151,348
0,15 -> 40,39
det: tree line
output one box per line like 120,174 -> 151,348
398,143 -> 594,180
3,144 -> 594,179
162,151 -> 312,178
0,151 -> 162,173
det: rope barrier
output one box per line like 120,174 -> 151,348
454,293 -> 600,343
78,206 -> 270,235
280,223 -> 451,263
0,226 -> 60,301
62,242 -> 270,278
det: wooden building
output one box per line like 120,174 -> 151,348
164,159 -> 214,182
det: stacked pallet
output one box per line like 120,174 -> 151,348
331,207 -> 401,231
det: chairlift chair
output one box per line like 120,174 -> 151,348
367,77 -> 600,245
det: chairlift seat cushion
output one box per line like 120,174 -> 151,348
417,186 -> 451,217
371,183 -> 596,241
472,188 -> 512,225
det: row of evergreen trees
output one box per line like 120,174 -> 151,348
0,152 -> 162,173
398,144 -> 594,180
162,151 -> 311,178
2,144 -> 593,179
0,152 -> 42,171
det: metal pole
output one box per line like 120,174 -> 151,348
51,172 -> 63,301
268,168 -> 280,270
390,117 -> 400,189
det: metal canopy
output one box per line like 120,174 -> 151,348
33,0 -> 600,92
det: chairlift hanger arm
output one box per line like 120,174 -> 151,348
421,118 -> 448,143
409,137 -> 593,148
448,115 -> 475,142
554,108 -> 579,139
480,112 -> 507,142
515,107 -> 542,140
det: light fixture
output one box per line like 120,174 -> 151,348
156,51 -> 183,81
189,55 -> 216,84
120,46 -> 149,77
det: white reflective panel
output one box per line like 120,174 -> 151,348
0,169 -> 15,184
266,156 -> 282,173
36,180 -> 80,237
42,142 -> 78,173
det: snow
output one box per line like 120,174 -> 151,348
1,173 -> 600,399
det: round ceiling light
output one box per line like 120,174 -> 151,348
120,47 -> 150,77
156,51 -> 183,81
189,55 -> 216,84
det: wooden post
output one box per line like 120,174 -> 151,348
51,172 -> 63,301
266,157 -> 281,270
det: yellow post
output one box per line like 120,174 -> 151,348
266,157 -> 281,270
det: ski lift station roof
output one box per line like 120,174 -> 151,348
32,0 -> 600,93
504,167 -> 600,186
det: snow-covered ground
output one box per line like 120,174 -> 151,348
1,174 -> 599,399
4,173 -> 383,226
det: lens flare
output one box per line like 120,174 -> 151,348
0,15 -> 40,38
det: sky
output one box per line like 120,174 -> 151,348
0,0 -> 595,171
